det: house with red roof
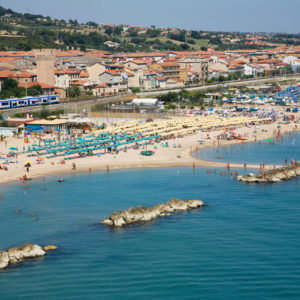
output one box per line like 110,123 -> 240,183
18,81 -> 55,94
98,70 -> 127,94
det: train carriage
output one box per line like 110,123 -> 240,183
0,95 -> 60,110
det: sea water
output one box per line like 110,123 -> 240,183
0,140 -> 299,299
194,131 -> 300,165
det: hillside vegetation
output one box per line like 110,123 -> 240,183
0,6 -> 299,52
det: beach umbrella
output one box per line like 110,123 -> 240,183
25,160 -> 32,164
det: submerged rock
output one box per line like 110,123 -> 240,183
43,245 -> 58,251
101,199 -> 205,227
0,243 -> 57,270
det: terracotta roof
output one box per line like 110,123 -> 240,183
130,59 -> 147,65
13,71 -> 36,78
80,72 -> 89,78
19,82 -> 55,89
70,80 -> 87,86
96,82 -> 107,88
188,69 -> 198,74
0,57 -> 18,63
159,61 -> 179,67
105,70 -> 121,76
0,70 -> 15,78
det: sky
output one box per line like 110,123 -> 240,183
1,0 -> 299,33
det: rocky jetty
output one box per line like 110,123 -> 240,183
238,163 -> 300,184
101,198 -> 205,227
0,244 -> 57,270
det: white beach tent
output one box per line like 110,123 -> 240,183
132,98 -> 158,106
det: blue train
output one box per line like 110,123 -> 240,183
0,95 -> 60,110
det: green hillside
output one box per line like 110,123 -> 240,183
0,6 -> 298,52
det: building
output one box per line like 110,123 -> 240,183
178,58 -> 209,82
150,61 -> 180,80
18,81 -> 55,95
34,49 -> 56,86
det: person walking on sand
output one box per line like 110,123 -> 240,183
72,163 -> 76,170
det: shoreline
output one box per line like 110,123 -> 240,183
0,122 -> 299,185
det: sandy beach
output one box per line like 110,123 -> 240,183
0,115 -> 299,185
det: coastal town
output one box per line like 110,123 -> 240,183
0,45 -> 299,98
1,2 -> 300,299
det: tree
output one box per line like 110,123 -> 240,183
128,29 -> 138,37
113,26 -> 122,36
191,31 -> 201,39
209,37 -> 222,45
86,21 -> 98,27
0,119 -> 8,127
39,107 -> 50,119
2,78 -> 18,91
179,89 -> 189,99
67,86 -> 81,98
180,43 -> 190,50
27,84 -> 43,96
147,29 -> 159,38
131,87 -> 141,93
104,26 -> 113,36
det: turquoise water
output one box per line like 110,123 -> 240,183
0,141 -> 300,299
194,131 -> 300,165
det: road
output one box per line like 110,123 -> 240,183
2,75 -> 299,116
138,75 -> 300,96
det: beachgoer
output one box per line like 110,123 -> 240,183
106,165 -> 109,173
72,163 -> 76,170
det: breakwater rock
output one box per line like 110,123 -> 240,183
0,244 -> 57,270
101,198 -> 205,227
238,163 -> 300,184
